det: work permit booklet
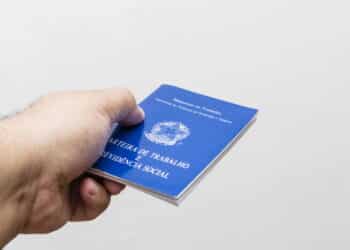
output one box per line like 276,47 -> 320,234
89,84 -> 258,205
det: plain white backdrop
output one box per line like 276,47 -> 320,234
1,0 -> 349,249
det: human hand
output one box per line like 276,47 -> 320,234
0,88 -> 144,244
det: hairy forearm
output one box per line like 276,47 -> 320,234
0,116 -> 41,248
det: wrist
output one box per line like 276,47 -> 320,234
0,115 -> 42,247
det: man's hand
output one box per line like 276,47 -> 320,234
0,88 -> 144,247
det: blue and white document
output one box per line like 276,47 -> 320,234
90,84 -> 258,205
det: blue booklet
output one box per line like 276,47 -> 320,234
90,84 -> 258,205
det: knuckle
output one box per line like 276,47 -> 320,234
37,91 -> 63,104
118,87 -> 132,96
29,93 -> 57,109
118,87 -> 136,106
36,93 -> 52,104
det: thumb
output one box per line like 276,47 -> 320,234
95,87 -> 145,126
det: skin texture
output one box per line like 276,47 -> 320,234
0,88 -> 145,248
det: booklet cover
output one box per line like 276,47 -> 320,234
89,84 -> 258,205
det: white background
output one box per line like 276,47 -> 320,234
1,0 -> 350,249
